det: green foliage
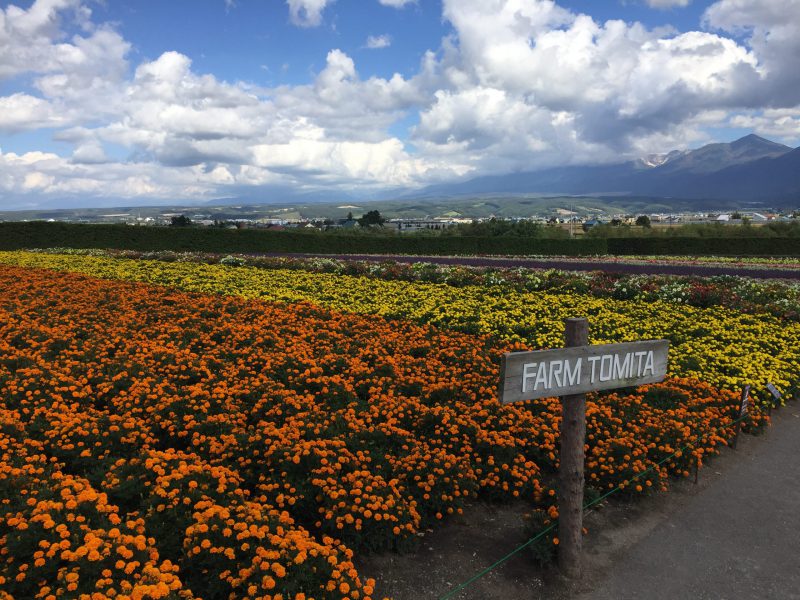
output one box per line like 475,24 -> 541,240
169,215 -> 193,227
445,217 -> 569,239
589,220 -> 800,239
0,221 -> 603,256
2,221 -> 800,256
358,210 -> 385,226
522,508 -> 558,565
606,236 -> 800,256
642,386 -> 691,410
635,215 -> 651,228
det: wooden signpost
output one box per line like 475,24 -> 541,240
499,318 -> 669,577
499,338 -> 669,404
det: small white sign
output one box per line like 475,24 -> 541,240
766,383 -> 782,402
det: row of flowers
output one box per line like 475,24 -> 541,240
22,247 -> 800,268
0,265 -> 769,598
17,248 -> 800,320
544,255 -> 800,269
2,251 -> 797,403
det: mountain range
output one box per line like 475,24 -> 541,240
409,134 -> 800,204
4,134 -> 797,213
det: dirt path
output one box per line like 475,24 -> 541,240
575,401 -> 800,600
358,402 -> 800,599
263,253 -> 800,280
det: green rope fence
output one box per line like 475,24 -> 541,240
438,406 -> 761,600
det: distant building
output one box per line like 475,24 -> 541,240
388,219 -> 455,233
582,219 -> 605,231
326,218 -> 361,230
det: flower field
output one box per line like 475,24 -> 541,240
14,249 -> 800,319
1,251 -> 798,400
0,253 -> 786,598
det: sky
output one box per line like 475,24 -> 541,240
1,0 -> 799,209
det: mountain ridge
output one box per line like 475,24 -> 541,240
407,134 -> 798,203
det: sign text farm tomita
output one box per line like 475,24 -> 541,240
499,340 -> 670,403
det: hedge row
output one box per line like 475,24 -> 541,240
606,236 -> 800,257
0,222 -> 604,256
2,221 -> 800,256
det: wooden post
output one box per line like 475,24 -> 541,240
498,326 -> 668,580
558,317 -> 588,578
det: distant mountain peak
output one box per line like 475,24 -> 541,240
730,133 -> 789,151
636,149 -> 686,169
733,133 -> 771,143
637,155 -> 666,169
735,133 -> 766,142
407,132 -> 799,204
649,133 -> 792,175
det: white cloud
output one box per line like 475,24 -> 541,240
97,51 -> 275,166
0,0 -> 77,79
439,0 -> 758,109
71,140 -> 108,164
252,137 -> 427,186
0,0 -> 130,141
414,89 -> 568,176
366,34 -> 392,49
23,171 -> 56,191
0,93 -> 67,132
404,0 -> 768,172
646,0 -> 691,8
703,0 -> 799,30
0,16 -> 447,205
729,107 -> 800,144
0,0 -> 129,84
270,49 -> 423,142
616,31 -> 759,116
0,147 -> 245,200
378,0 -> 417,7
703,0 -> 800,106
286,0 -> 332,27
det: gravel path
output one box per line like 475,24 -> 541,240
265,253 -> 800,280
576,401 -> 800,600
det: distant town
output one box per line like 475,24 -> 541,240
2,201 -> 797,237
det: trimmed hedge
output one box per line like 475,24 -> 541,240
0,222 -> 604,256
606,237 -> 800,257
2,222 -> 800,256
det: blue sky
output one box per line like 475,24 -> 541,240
91,2 -> 439,86
1,0 -> 799,209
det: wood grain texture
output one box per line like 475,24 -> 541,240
499,339 -> 669,403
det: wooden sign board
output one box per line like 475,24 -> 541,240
499,339 -> 669,403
